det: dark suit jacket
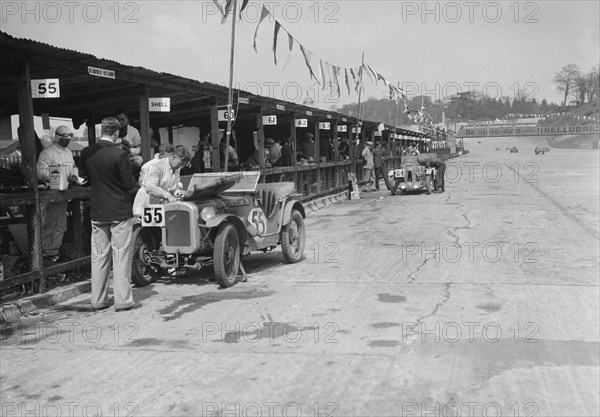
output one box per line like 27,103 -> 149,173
80,139 -> 136,221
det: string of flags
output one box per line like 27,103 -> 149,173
213,0 -> 410,110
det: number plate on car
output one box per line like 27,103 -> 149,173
142,205 -> 165,227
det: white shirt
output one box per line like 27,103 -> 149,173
133,157 -> 182,216
116,125 -> 142,155
37,142 -> 75,181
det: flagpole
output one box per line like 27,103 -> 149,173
356,52 -> 365,144
224,0 -> 238,173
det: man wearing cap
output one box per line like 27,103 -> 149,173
361,141 -> 374,191
265,138 -> 282,165
416,155 -> 446,193
36,126 -> 79,263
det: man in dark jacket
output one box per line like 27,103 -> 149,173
373,142 -> 392,190
80,117 -> 138,311
416,155 -> 446,193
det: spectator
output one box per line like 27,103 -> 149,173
338,138 -> 350,159
298,132 -> 316,161
219,131 -> 239,171
36,126 -> 79,264
114,109 -> 143,168
361,141 -> 374,191
273,137 -> 293,167
265,138 -> 282,165
80,117 -> 137,311
372,142 -> 392,191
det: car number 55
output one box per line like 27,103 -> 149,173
248,208 -> 267,235
142,205 -> 165,227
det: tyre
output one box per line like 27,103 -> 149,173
214,223 -> 240,288
281,209 -> 305,263
425,175 -> 432,195
131,226 -> 160,287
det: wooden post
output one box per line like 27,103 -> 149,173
139,86 -> 151,162
167,126 -> 174,145
290,112 -> 298,189
86,118 -> 96,145
17,61 -> 42,284
256,107 -> 265,169
314,116 -> 320,194
210,106 -> 220,171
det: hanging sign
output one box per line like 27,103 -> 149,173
295,119 -> 308,127
87,66 -> 116,79
352,127 -> 362,133
263,115 -> 277,125
337,125 -> 348,132
238,97 -> 249,104
319,122 -> 331,130
276,104 -> 285,111
149,98 -> 170,112
31,79 -> 60,98
218,109 -> 236,121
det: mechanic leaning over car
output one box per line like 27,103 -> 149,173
416,155 -> 446,193
132,145 -> 192,216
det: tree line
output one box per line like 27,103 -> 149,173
553,64 -> 599,106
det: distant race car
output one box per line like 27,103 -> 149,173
510,147 -> 519,153
535,146 -> 545,155
495,147 -> 500,151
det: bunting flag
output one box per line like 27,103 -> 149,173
222,0 -> 234,24
239,0 -> 249,17
344,68 -> 351,95
273,21 -> 281,65
253,6 -> 270,52
213,0 -> 224,17
319,60 -> 327,88
364,63 -> 377,84
300,45 -> 321,84
281,31 -> 294,71
332,66 -> 341,98
377,72 -> 388,87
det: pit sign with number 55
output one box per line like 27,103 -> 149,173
142,205 -> 165,227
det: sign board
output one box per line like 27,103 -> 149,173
538,124 -> 600,135
238,97 -> 249,104
87,66 -> 115,79
263,115 -> 277,125
326,114 -> 332,119
337,125 -> 348,132
31,79 -> 60,98
149,97 -> 170,112
352,127 -> 362,133
218,109 -> 236,121
306,111 -> 313,116
276,104 -> 285,111
319,122 -> 331,130
295,119 -> 308,127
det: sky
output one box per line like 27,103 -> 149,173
1,0 -> 599,117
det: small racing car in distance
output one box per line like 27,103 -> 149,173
389,156 -> 435,195
535,146 -> 545,155
132,172 -> 306,289
510,146 -> 519,153
495,147 -> 500,151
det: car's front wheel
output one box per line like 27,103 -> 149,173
281,209 -> 305,263
131,226 -> 161,287
214,223 -> 240,288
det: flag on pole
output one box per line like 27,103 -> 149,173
273,21 -> 282,65
300,45 -> 321,84
253,6 -> 270,52
281,31 -> 294,71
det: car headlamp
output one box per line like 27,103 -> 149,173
200,206 -> 217,222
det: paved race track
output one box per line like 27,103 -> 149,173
1,136 -> 599,417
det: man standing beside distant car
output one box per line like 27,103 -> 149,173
80,117 -> 138,311
372,141 -> 392,191
416,155 -> 446,193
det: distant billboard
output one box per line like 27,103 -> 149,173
457,124 -> 600,137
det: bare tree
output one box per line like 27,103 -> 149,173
587,65 -> 599,102
553,64 -> 580,106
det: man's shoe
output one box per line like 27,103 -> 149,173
115,303 -> 142,312
91,303 -> 111,311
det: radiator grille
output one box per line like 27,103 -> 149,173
165,210 -> 191,247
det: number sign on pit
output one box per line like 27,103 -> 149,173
31,79 -> 60,98
218,109 -> 236,122
263,115 -> 277,125
295,119 -> 308,127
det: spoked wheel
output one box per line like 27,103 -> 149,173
214,223 -> 240,288
132,226 -> 160,287
281,209 -> 306,263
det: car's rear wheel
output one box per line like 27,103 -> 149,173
131,226 -> 160,287
214,223 -> 240,288
281,210 -> 305,263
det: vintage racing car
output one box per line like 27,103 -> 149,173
535,146 -> 545,155
132,172 -> 306,289
510,146 -> 519,153
388,157 -> 435,195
